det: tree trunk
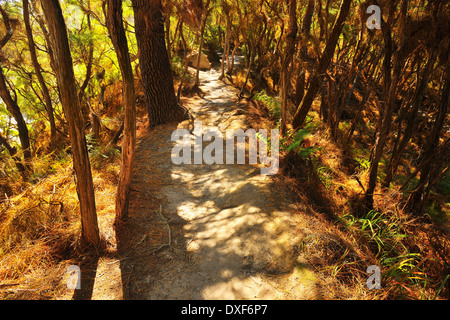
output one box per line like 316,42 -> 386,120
194,0 -> 211,88
0,66 -> 32,173
280,0 -> 297,135
365,0 -> 406,209
300,0 -> 315,61
406,65 -> 449,214
382,51 -> 437,188
78,0 -> 94,120
294,0 -> 315,107
220,10 -> 231,80
228,39 -> 239,76
23,0 -> 57,149
0,5 -> 32,172
131,0 -> 188,128
177,20 -> 189,102
106,0 -> 136,222
291,0 -> 351,130
41,0 -> 100,247
238,43 -> 254,98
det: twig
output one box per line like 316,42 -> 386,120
152,205 -> 174,254
354,175 -> 366,193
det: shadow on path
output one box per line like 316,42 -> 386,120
114,67 -> 363,300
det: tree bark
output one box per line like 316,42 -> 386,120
23,0 -> 57,149
294,0 -> 315,107
131,0 -> 188,128
406,65 -> 449,214
365,0 -> 406,209
299,0 -> 315,61
41,0 -> 100,247
382,51 -> 437,188
280,0 -> 297,135
291,0 -> 351,130
106,0 -> 136,222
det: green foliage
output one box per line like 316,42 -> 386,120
87,136 -> 120,170
278,123 -> 321,159
355,155 -> 371,172
254,90 -> 281,118
338,210 -> 430,298
340,210 -> 410,257
317,165 -> 334,189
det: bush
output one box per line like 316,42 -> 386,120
254,90 -> 281,119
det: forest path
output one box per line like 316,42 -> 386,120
113,66 -> 333,300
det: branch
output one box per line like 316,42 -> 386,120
0,5 -> 13,49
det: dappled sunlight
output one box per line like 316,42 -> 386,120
115,67 -> 351,300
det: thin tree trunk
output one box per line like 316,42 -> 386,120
291,0 -> 351,130
238,44 -> 254,98
78,0 -> 94,121
0,67 -> 32,172
280,0 -> 297,135
365,0 -> 407,209
300,0 -> 315,61
194,0 -> 211,88
23,0 -> 57,149
106,0 -> 136,222
177,20 -> 188,102
228,38 -> 239,76
294,0 -> 315,107
382,51 -> 437,188
406,65 -> 449,214
33,5 -> 57,76
220,12 -> 231,80
41,0 -> 100,247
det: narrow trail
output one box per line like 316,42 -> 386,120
115,66 -> 346,300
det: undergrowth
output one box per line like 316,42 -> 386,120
336,210 -> 434,299
0,142 -> 120,299
274,100 -> 450,300
254,90 -> 281,119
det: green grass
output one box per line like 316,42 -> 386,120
278,123 -> 322,159
317,165 -> 334,189
86,135 -> 121,170
254,90 -> 281,119
337,210 -> 430,299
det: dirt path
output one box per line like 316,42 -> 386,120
108,66 -> 356,300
